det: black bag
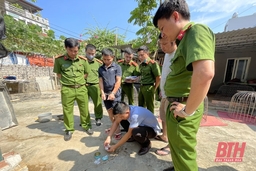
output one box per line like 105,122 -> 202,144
0,15 -> 10,58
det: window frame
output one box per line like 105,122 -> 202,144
223,57 -> 251,83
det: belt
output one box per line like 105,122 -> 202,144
86,83 -> 99,86
122,82 -> 133,85
167,97 -> 188,103
140,83 -> 154,86
63,84 -> 85,88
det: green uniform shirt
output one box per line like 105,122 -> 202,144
164,22 -> 215,97
86,58 -> 102,84
53,54 -> 90,85
117,59 -> 140,82
139,57 -> 161,84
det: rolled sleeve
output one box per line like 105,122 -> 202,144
53,58 -> 61,74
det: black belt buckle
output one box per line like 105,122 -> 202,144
140,83 -> 154,86
167,97 -> 184,103
73,84 -> 84,88
86,83 -> 98,86
167,97 -> 179,103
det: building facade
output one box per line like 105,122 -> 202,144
1,0 -> 49,32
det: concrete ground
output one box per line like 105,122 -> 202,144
0,90 -> 256,171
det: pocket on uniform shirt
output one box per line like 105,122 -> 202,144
61,64 -> 71,71
76,65 -> 85,73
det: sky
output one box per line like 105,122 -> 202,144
34,0 -> 256,41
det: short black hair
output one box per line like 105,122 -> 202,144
64,38 -> 80,49
102,48 -> 114,56
85,44 -> 96,51
113,102 -> 129,115
153,0 -> 190,28
137,45 -> 149,53
122,47 -> 134,55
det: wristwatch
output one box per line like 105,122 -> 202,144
180,106 -> 195,117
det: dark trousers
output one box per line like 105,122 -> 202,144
120,120 -> 156,147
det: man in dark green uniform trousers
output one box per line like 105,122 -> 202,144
118,47 -> 140,105
153,1 -> 215,171
85,44 -> 103,126
137,45 -> 161,113
53,38 -> 93,141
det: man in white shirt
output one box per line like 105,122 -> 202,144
155,34 -> 177,156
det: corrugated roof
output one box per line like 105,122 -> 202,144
215,27 -> 256,48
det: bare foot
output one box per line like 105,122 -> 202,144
155,146 -> 170,156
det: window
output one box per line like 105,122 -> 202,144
223,57 -> 250,83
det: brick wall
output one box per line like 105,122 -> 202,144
0,65 -> 54,80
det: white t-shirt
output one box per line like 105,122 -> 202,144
160,52 -> 175,98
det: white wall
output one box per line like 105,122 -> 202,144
225,13 -> 256,32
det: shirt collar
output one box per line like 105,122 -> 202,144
124,60 -> 133,66
88,58 -> 95,63
103,62 -> 116,68
64,53 -> 78,61
176,22 -> 194,46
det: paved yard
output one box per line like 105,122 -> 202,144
0,90 -> 255,171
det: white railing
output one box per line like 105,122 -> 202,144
5,1 -> 49,26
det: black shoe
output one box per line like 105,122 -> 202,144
127,136 -> 135,142
163,166 -> 175,171
64,131 -> 72,141
96,119 -> 102,126
85,128 -> 93,135
138,142 -> 151,155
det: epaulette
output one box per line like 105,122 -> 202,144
55,54 -> 64,59
95,58 -> 103,64
78,55 -> 87,60
149,60 -> 155,64
117,59 -> 124,63
130,61 -> 138,66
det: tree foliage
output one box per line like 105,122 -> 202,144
3,15 -> 65,57
128,0 -> 160,53
83,27 -> 126,59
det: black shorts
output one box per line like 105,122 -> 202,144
103,94 -> 121,110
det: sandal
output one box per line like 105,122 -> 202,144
114,132 -> 122,140
155,147 -> 170,156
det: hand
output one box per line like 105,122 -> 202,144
101,93 -> 106,100
104,136 -> 111,147
169,102 -> 186,118
107,93 -> 115,101
107,145 -> 116,153
159,91 -> 162,99
125,79 -> 134,83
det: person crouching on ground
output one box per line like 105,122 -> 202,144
104,101 -> 161,155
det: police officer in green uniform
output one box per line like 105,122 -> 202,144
118,47 -> 140,105
85,44 -> 103,126
153,1 -> 215,171
137,45 -> 161,113
53,38 -> 93,141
